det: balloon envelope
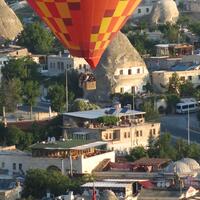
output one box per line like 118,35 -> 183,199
27,0 -> 142,68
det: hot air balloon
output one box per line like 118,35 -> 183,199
27,0 -> 142,68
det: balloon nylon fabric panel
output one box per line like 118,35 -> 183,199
27,0 -> 141,68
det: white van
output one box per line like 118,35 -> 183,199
176,101 -> 199,114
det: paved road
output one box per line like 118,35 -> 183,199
161,113 -> 200,143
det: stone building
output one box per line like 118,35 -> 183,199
132,0 -> 157,19
63,105 -> 160,155
84,32 -> 149,102
47,51 -> 91,76
183,0 -> 200,12
152,64 -> 200,93
0,142 -> 115,175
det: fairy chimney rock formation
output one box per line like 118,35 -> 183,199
0,0 -> 23,40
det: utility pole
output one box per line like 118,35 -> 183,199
61,159 -> 64,175
188,105 -> 190,145
65,68 -> 68,112
2,106 -> 7,127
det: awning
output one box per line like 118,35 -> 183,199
139,181 -> 154,189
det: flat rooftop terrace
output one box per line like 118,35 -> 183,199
31,140 -> 107,150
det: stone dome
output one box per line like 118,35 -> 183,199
0,0 -> 23,40
99,190 -> 118,200
181,158 -> 200,171
164,161 -> 192,176
150,0 -> 179,25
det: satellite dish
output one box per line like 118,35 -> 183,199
157,182 -> 161,188
166,182 -> 170,187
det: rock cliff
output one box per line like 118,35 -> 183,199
150,0 -> 179,25
0,0 -> 23,40
84,31 -> 147,102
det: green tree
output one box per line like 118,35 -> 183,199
6,126 -> 23,146
111,93 -> 133,107
0,123 -> 7,145
22,169 -> 90,198
17,22 -> 54,54
168,73 -> 181,95
158,23 -> 180,43
194,89 -> 200,101
2,57 -> 41,82
44,70 -> 83,103
71,100 -> 100,112
158,133 -> 177,160
166,94 -> 180,114
197,110 -> 200,122
147,135 -> 159,158
0,78 -> 22,112
2,59 -> 27,81
141,101 -> 159,121
126,31 -> 157,55
189,21 -> 200,36
23,81 -> 40,119
180,81 -> 195,97
48,84 -> 66,112
175,139 -> 190,160
97,116 -> 118,126
177,15 -> 190,27
0,125 -> 33,150
126,146 -> 148,162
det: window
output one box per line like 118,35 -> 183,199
109,133 -> 112,139
188,76 -> 192,81
149,129 -> 153,137
57,62 -> 61,70
105,133 -> 108,140
124,132 -> 127,138
198,75 -> 200,80
137,68 -> 140,74
131,86 -> 136,94
136,131 -> 139,137
128,69 -> 132,75
120,70 -> 123,75
140,130 -> 142,136
153,129 -> 156,135
13,163 -> 16,170
19,163 -> 22,170
120,87 -> 124,93
146,8 -> 149,13
83,64 -> 87,69
138,8 -> 141,13
128,132 -> 130,138
61,62 -> 64,69
180,76 -> 185,81
182,105 -> 188,109
79,64 -> 82,69
189,104 -> 195,108
1,162 -> 5,168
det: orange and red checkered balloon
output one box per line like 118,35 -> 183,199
27,0 -> 141,68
